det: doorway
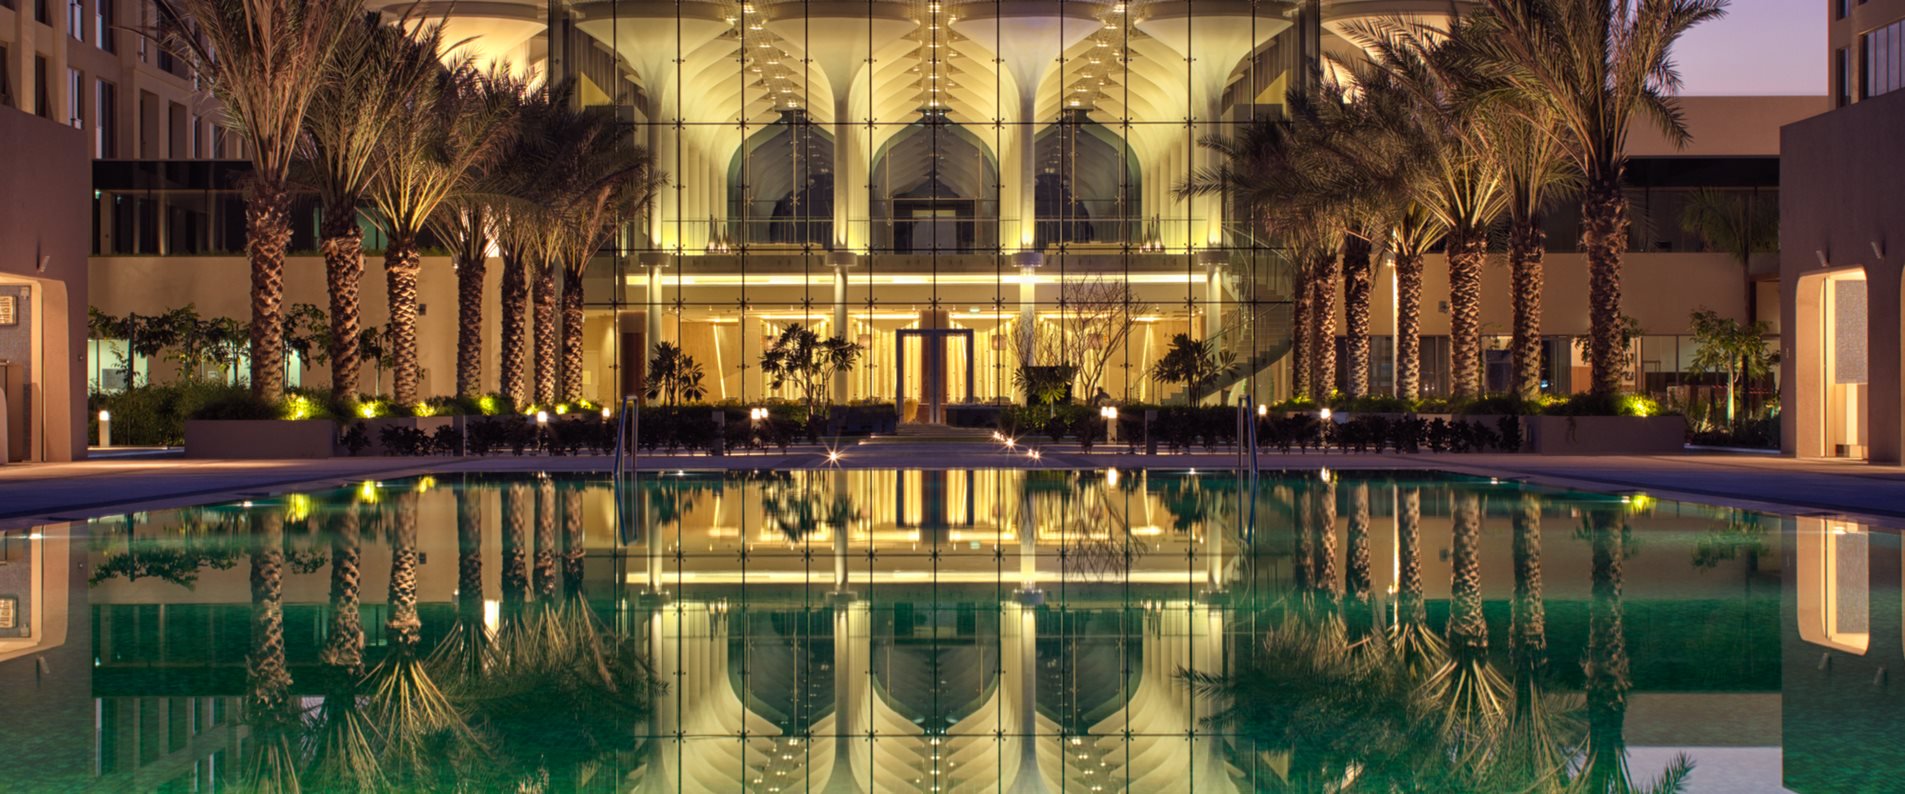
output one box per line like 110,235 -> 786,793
895,327 -> 974,424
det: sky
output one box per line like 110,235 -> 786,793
1674,0 -> 1824,96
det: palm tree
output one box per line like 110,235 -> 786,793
368,40 -> 519,405
497,246 -> 532,407
1341,234 -> 1376,398
300,13 -> 433,399
1343,16 -> 1510,399
430,70 -> 532,400
1494,102 -> 1576,400
155,0 -> 359,402
1472,0 -> 1728,395
1680,188 -> 1778,319
541,103 -> 656,402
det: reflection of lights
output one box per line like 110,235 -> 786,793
1105,468 -> 1120,487
240,500 -> 254,509
1028,449 -> 1041,461
416,475 -> 437,493
827,450 -> 842,463
1130,525 -> 1162,536
357,481 -> 381,503
1318,468 -> 1331,483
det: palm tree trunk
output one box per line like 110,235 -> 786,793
532,261 -> 559,406
560,267 -> 586,402
245,181 -> 292,402
1447,491 -> 1487,652
387,490 -> 423,651
1447,233 -> 1486,399
1510,493 -> 1546,671
1309,253 -> 1339,401
1291,273 -> 1314,401
385,241 -> 423,405
1508,217 -> 1545,400
320,503 -> 365,675
1342,236 -> 1374,399
499,252 -> 529,408
320,208 -> 363,398
1581,174 -> 1630,395
535,476 -> 557,599
1396,251 -> 1424,400
455,251 -> 486,399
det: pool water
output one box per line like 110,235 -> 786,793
0,469 -> 1888,792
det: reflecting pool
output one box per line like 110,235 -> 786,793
0,469 -> 1891,792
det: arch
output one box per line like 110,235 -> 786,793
869,112 -> 1002,253
1034,112 -> 1142,247
726,110 -> 836,245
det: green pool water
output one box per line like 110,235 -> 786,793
0,469 -> 1885,792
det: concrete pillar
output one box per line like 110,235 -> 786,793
639,253 -> 671,368
1014,252 -> 1043,400
829,251 -> 857,401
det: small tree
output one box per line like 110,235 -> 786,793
281,303 -> 327,384
357,324 -> 396,397
1150,334 -> 1235,406
759,323 -> 863,435
644,342 -> 706,407
1688,308 -> 1775,429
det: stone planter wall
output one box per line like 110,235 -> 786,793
1522,415 -> 1688,455
185,419 -> 339,459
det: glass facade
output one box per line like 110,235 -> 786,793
552,0 -> 1323,409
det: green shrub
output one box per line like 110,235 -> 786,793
1541,392 -> 1669,417
1455,395 -> 1538,416
91,381 -> 255,445
189,392 -> 281,421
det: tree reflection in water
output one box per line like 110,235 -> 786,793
136,473 -> 1721,791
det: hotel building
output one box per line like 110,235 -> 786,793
3,0 -> 1825,460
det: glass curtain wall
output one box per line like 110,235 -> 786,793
558,0 -> 1312,411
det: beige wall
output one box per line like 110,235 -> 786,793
91,253 -> 506,398
0,107 -> 90,462
1329,250 -> 1753,338
1628,95 -> 1829,157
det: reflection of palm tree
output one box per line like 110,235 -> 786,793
244,506 -> 301,793
1493,492 -> 1579,793
1390,486 -> 1446,673
1343,482 -> 1377,640
535,476 -> 558,599
430,480 -> 492,686
307,496 -> 384,793
1579,509 -> 1693,793
464,482 -> 656,790
366,488 -> 476,780
1311,479 -> 1339,598
1425,490 -> 1510,753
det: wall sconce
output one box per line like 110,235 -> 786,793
1816,249 -> 1829,268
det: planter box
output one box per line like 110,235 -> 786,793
186,419 -> 339,459
1522,415 -> 1688,455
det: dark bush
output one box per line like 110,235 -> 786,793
339,423 -> 371,455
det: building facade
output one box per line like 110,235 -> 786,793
1780,1 -> 1905,461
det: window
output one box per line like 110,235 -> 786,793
69,0 -> 85,41
1839,0 -> 1850,21
1863,20 -> 1905,100
1838,48 -> 1852,107
68,67 -> 83,128
34,55 -> 50,119
98,0 -> 116,54
0,46 -> 11,109
35,0 -> 49,24
97,79 -> 117,157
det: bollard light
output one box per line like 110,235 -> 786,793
535,410 -> 549,425
98,409 -> 112,448
1257,404 -> 1267,417
1319,407 -> 1333,421
601,406 -> 612,420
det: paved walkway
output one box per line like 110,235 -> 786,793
7,442 -> 1905,529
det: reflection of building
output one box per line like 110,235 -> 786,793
61,2 -> 1820,410
1783,517 -> 1905,789
1782,2 -> 1905,461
